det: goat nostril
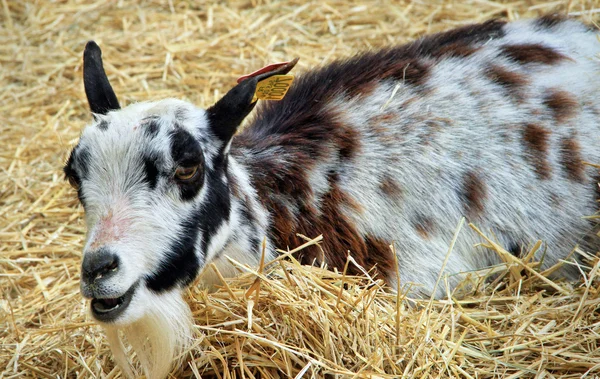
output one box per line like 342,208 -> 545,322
82,249 -> 119,282
107,259 -> 118,272
96,257 -> 119,279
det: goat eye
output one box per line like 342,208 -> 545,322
68,176 -> 80,190
174,165 -> 199,181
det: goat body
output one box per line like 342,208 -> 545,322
66,15 -> 600,378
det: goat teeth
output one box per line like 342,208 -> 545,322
92,297 -> 122,313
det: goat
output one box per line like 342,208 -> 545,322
65,15 -> 600,378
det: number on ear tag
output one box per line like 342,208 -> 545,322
252,75 -> 294,102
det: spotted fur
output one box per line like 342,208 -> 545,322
67,17 -> 600,378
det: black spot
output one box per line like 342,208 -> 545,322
212,150 -> 228,171
508,242 -> 522,257
76,187 -> 86,207
63,149 -> 78,182
143,156 -> 159,190
199,170 -> 231,248
238,201 -> 256,225
97,119 -> 109,130
170,128 -> 202,166
249,236 -> 261,255
63,146 -> 89,206
170,127 -> 205,200
145,209 -> 201,292
175,107 -> 187,121
76,148 -> 91,180
64,146 -> 91,181
144,119 -> 160,138
387,60 -> 431,87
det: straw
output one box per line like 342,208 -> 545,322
2,0 -> 600,378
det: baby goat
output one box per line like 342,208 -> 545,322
65,15 -> 600,378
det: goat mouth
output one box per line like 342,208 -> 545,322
90,282 -> 138,322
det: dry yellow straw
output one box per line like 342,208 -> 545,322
2,0 -> 600,378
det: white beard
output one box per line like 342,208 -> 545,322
103,289 -> 194,379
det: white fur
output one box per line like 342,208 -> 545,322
104,287 -> 193,379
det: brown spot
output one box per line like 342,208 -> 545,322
369,123 -> 389,137
463,172 -> 487,218
522,123 -> 552,180
337,126 -> 361,160
419,118 -> 449,144
543,89 -> 579,124
414,216 -> 434,239
294,182 -> 385,278
430,42 -> 480,58
235,105 -> 356,201
368,112 -> 399,126
411,19 -> 506,57
380,175 -> 402,198
258,173 -> 393,283
352,81 -> 378,98
485,65 -> 528,102
535,14 -> 568,29
331,176 -> 365,214
389,60 -> 431,86
501,44 -> 567,65
266,198 -> 296,249
560,137 -> 586,183
368,113 -> 400,148
363,236 -> 396,278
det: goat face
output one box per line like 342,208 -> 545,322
66,42 -> 295,325
65,97 -> 213,324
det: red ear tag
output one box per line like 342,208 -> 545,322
237,61 -> 295,83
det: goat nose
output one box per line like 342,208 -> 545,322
82,248 -> 119,282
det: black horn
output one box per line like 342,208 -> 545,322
83,41 -> 120,115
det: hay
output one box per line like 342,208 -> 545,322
1,0 -> 600,378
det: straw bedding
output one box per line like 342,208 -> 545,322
2,0 -> 600,378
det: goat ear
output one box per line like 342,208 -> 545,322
83,41 -> 120,115
206,58 -> 299,144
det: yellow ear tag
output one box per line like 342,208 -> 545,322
252,75 -> 294,103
